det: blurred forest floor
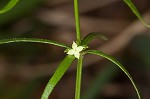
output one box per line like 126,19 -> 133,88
0,0 -> 150,99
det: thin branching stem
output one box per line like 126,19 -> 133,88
74,0 -> 81,44
75,56 -> 83,99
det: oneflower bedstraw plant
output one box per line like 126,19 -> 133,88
0,0 -> 150,99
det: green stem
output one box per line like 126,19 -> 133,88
75,56 -> 83,99
74,0 -> 81,44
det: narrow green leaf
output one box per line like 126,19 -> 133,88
123,0 -> 150,27
0,0 -> 19,14
0,38 -> 70,48
85,50 -> 141,99
41,55 -> 75,99
81,32 -> 108,46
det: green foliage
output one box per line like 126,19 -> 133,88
123,0 -> 150,27
85,50 -> 141,99
81,32 -> 108,46
0,38 -> 70,48
1,0 -> 150,99
0,0 -> 19,14
0,0 -> 42,25
41,55 -> 75,99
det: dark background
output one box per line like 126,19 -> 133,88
0,0 -> 150,99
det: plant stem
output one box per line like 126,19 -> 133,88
75,56 -> 83,99
74,0 -> 81,44
74,0 -> 82,99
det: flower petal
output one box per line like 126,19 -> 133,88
76,46 -> 84,52
74,51 -> 80,59
66,41 -> 84,59
72,41 -> 77,49
67,49 -> 75,55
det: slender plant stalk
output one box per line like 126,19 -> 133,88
74,0 -> 81,44
74,0 -> 83,98
75,56 -> 83,99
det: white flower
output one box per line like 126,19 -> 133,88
67,41 -> 84,59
